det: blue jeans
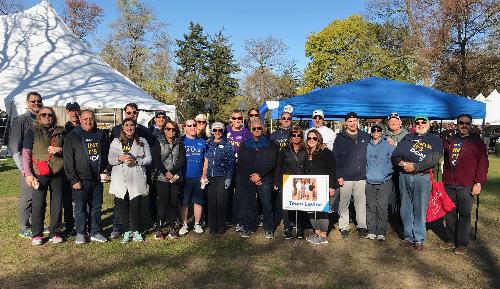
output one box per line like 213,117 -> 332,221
399,173 -> 431,244
242,183 -> 274,232
73,181 -> 103,236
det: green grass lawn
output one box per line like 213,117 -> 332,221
0,157 -> 499,289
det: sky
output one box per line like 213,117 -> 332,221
24,0 -> 366,73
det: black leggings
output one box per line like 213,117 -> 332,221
207,177 -> 228,231
32,174 -> 64,237
155,181 -> 180,230
115,194 -> 142,232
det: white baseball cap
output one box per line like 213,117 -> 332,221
312,110 -> 324,118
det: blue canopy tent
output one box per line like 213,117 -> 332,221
262,77 -> 486,120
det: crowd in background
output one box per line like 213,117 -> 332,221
8,91 -> 489,253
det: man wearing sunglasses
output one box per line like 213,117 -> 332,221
441,113 -> 488,254
307,110 -> 336,150
150,110 -> 170,139
9,91 -> 43,238
391,115 -> 443,251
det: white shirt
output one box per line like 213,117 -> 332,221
307,125 -> 336,151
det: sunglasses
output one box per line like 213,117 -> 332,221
156,115 -> 166,119
458,121 -> 471,125
40,112 -> 54,118
197,120 -> 207,124
232,117 -> 243,120
212,128 -> 224,133
281,117 -> 292,121
186,124 -> 197,128
126,111 -> 138,115
165,127 -> 175,132
312,116 -> 323,120
307,136 -> 318,141
291,133 -> 302,138
249,113 -> 259,117
30,100 -> 43,104
415,120 -> 427,125
371,128 -> 383,133
251,127 -> 263,131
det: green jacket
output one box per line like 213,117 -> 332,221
32,123 -> 64,175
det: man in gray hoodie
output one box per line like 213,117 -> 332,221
8,92 -> 43,238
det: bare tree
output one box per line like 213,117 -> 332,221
62,0 -> 104,41
0,0 -> 23,15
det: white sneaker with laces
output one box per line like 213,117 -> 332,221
366,233 -> 376,240
377,235 -> 386,241
194,224 -> 204,234
179,224 -> 189,236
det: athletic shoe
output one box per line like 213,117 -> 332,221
235,224 -> 244,232
110,230 -> 122,239
49,235 -> 63,244
179,224 -> 189,236
225,221 -> 233,228
121,231 -> 132,244
90,233 -> 108,243
340,230 -> 350,239
154,231 -> 164,240
265,231 -> 274,239
400,239 -> 413,248
315,236 -> 329,244
75,233 -> 86,244
132,231 -> 143,242
194,224 -> 204,234
241,230 -> 251,238
168,230 -> 180,239
357,228 -> 368,238
43,227 -> 50,235
284,229 -> 293,240
19,229 -> 33,239
306,234 -> 320,244
296,229 -> 304,239
31,236 -> 43,246
376,235 -> 386,241
454,246 -> 467,255
440,242 -> 455,250
366,233 -> 376,240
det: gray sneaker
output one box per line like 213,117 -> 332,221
265,231 -> 274,239
310,236 -> 328,245
75,233 -> 86,244
19,229 -> 33,239
306,234 -> 320,244
110,230 -> 122,239
90,233 -> 107,243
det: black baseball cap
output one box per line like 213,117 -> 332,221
66,102 -> 80,110
155,110 -> 166,117
345,112 -> 358,120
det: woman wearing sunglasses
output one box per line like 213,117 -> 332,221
304,129 -> 337,245
201,122 -> 236,234
152,120 -> 186,240
365,123 -> 395,241
274,126 -> 307,239
108,118 -> 152,243
22,107 -> 65,245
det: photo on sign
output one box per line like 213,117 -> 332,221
292,178 -> 317,201
282,175 -> 329,212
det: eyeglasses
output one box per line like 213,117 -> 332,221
126,111 -> 138,115
291,133 -> 302,138
281,117 -> 292,121
30,100 -> 42,104
458,121 -> 471,125
156,115 -> 165,119
371,128 -> 383,133
415,120 -> 427,125
40,113 -> 54,118
249,113 -> 259,117
186,124 -> 197,128
197,120 -> 207,124
165,127 -> 175,132
212,129 -> 224,133
231,117 -> 243,120
312,116 -> 323,120
251,127 -> 263,131
307,136 -> 318,141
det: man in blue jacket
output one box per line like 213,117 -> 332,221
333,112 -> 371,238
392,115 -> 443,251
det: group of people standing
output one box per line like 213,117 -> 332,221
8,92 -> 488,254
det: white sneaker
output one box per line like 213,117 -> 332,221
179,224 -> 189,236
366,233 -> 376,240
194,224 -> 204,234
377,235 -> 386,241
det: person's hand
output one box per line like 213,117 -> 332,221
118,155 -> 131,162
329,188 -> 335,197
25,175 -> 36,187
250,173 -> 261,183
201,175 -> 208,182
255,180 -> 263,186
225,179 -> 232,190
47,146 -> 62,155
471,183 -> 481,195
338,178 -> 344,187
165,171 -> 174,180
387,138 -> 396,146
273,185 -> 279,190
72,182 -> 82,190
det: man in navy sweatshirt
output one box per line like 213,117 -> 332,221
392,115 -> 443,251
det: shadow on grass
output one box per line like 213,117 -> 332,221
0,163 -> 16,173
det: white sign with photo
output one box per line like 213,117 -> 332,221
282,175 -> 330,212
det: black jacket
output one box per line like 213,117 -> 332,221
333,129 -> 370,181
274,146 -> 307,186
63,126 -> 109,184
8,111 -> 36,170
305,148 -> 338,189
237,136 -> 278,186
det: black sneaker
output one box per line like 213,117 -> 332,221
357,228 -> 368,238
241,230 -> 251,238
340,229 -> 350,238
284,229 -> 293,240
296,229 -> 304,239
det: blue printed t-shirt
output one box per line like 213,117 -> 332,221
82,130 -> 101,176
393,132 -> 443,164
226,125 -> 251,160
182,136 -> 206,179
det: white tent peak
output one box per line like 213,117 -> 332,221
475,93 -> 486,102
0,0 -> 175,120
487,89 -> 499,102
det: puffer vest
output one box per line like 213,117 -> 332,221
157,136 -> 183,182
32,124 -> 64,175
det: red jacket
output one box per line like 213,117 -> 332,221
442,134 -> 488,187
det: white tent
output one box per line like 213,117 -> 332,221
475,93 -> 487,102
485,89 -> 500,125
0,0 -> 176,122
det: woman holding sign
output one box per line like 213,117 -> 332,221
304,129 -> 337,245
274,126 -> 307,239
